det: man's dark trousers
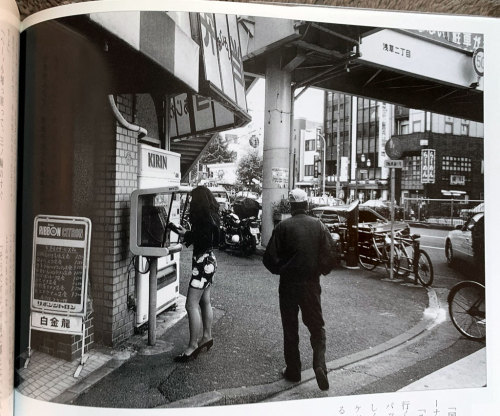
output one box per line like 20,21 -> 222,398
279,280 -> 326,378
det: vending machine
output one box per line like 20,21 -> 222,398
133,144 -> 183,327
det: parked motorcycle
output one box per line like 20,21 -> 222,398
218,209 -> 261,256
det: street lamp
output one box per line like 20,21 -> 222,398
355,154 -> 371,201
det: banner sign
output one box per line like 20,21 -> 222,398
405,30 -> 484,53
31,216 -> 91,316
421,149 -> 436,184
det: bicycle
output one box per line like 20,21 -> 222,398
448,280 -> 485,341
358,228 -> 434,287
358,229 -> 403,277
390,231 -> 434,287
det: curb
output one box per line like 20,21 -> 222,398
158,286 -> 441,408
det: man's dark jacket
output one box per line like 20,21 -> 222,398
263,211 -> 337,284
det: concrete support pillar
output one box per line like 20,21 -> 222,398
261,54 -> 292,246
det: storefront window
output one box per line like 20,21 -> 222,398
401,156 -> 423,189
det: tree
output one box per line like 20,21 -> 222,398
236,150 -> 263,192
200,134 -> 237,164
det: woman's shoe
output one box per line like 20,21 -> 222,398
174,348 -> 200,363
198,339 -> 213,352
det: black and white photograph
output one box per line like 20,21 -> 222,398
1,0 -> 499,415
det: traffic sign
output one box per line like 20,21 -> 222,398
384,159 -> 403,168
385,138 -> 403,159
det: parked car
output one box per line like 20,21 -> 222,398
445,212 -> 484,272
311,203 -> 410,236
459,202 -> 484,221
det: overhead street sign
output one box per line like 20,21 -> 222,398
384,159 -> 403,168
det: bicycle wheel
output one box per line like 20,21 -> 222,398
416,249 -> 434,287
448,281 -> 485,341
358,243 -> 378,270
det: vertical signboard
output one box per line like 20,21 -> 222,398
199,13 -> 222,90
199,13 -> 247,109
340,156 -> 349,182
226,15 -> 247,110
169,13 -> 250,140
378,103 -> 391,178
421,149 -> 436,184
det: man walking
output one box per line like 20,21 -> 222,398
263,188 -> 337,391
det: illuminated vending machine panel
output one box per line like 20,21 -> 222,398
135,145 -> 182,326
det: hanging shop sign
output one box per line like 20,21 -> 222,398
169,93 -> 238,139
421,149 -> 436,184
169,13 -> 251,140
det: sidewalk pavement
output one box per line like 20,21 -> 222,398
398,347 -> 486,391
15,263 -> 485,408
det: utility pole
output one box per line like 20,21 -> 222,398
336,93 -> 341,198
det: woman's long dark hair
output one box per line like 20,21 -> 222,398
189,186 -> 220,228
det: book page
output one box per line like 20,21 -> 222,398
0,1 -> 19,415
14,1 -> 500,416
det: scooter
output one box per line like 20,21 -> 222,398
218,209 -> 260,256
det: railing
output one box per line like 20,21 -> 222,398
402,198 -> 483,227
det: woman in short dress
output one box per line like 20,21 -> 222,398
174,186 -> 220,362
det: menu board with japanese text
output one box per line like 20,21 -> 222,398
30,216 -> 91,316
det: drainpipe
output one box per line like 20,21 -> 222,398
108,94 -> 148,138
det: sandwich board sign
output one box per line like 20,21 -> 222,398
27,215 -> 92,376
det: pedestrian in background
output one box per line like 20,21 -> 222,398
173,186 -> 220,362
263,188 -> 338,391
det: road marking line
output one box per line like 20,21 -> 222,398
421,245 -> 444,250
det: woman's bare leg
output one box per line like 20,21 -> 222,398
199,285 -> 213,344
183,286 -> 204,354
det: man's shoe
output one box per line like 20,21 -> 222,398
281,367 -> 301,382
314,367 -> 329,391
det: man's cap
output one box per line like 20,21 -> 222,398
289,188 -> 308,203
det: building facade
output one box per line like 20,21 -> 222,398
290,118 -> 323,194
323,91 -> 484,204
